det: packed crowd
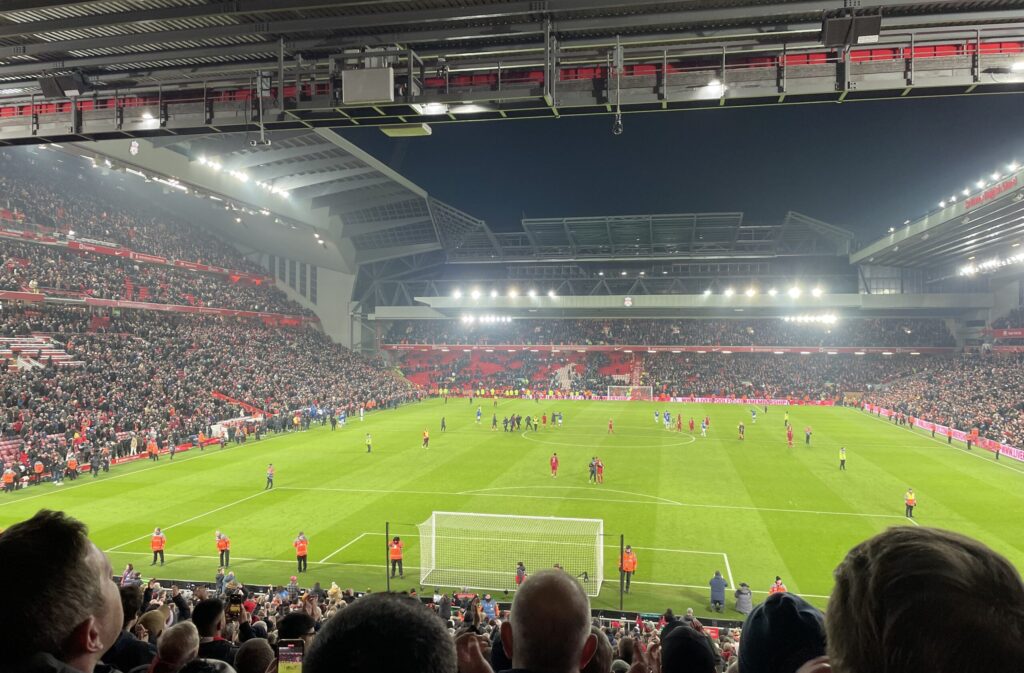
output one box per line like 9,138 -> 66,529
394,349 -> 923,400
0,305 -> 416,479
385,318 -> 955,348
864,352 -> 1024,445
0,156 -> 265,273
3,510 -> 1021,673
0,238 -> 311,316
991,307 -> 1024,329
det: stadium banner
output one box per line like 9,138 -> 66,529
83,297 -> 319,323
381,344 -> 955,354
991,328 -> 1024,338
666,397 -> 834,405
863,404 -> 1024,463
0,290 -> 45,302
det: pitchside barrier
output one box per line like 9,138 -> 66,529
863,403 -> 1024,463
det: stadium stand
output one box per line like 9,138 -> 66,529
384,318 -> 956,348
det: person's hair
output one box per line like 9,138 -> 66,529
191,599 -> 225,637
305,592 -> 456,673
581,627 -> 612,673
234,638 -> 275,673
121,585 -> 145,629
277,612 -> 315,640
0,510 -> 107,661
157,621 -> 200,668
828,526 -> 1024,673
508,569 -> 594,673
617,636 -> 635,664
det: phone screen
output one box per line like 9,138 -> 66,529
278,640 -> 303,673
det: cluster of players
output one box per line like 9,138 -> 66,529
546,452 -> 605,484
474,405 -> 566,432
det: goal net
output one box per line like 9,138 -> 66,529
417,511 -> 604,597
607,385 -> 654,401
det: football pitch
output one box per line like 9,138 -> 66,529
2,398 -> 1022,615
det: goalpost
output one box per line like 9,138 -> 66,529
607,385 -> 654,401
417,511 -> 604,597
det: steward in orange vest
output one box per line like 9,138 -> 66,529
619,545 -> 638,593
151,528 -> 166,566
294,533 -> 308,573
217,533 -> 231,567
389,537 -> 404,579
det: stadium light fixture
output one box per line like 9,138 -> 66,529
744,287 -> 756,297
490,289 -> 498,298
598,271 -> 604,276
992,172 -> 1001,181
508,288 -> 518,298
234,217 -> 242,223
470,289 -> 481,300
888,227 -> 896,233
949,195 -> 956,202
528,289 -> 537,298
547,290 -> 556,298
768,288 -> 778,297
811,287 -> 823,298
962,189 -> 970,196
788,286 -> 802,298
703,289 -> 712,296
620,271 -> 628,276
1010,162 -> 1020,171
938,201 -> 946,208
977,180 -> 986,189
453,289 -> 463,299
724,288 -> 735,297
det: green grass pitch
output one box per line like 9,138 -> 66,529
2,398 -> 1022,616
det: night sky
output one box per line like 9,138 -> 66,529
343,94 -> 1024,245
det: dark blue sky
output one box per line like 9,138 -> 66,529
343,94 -> 1024,243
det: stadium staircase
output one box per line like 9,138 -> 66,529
1,336 -> 85,372
553,363 -> 577,390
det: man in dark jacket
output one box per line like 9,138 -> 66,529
192,598 -> 237,666
102,586 -> 156,672
709,571 -> 728,613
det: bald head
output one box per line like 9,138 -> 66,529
502,569 -> 596,673
157,622 -> 199,669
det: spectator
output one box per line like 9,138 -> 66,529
0,509 -> 123,673
827,526 -> 1024,673
497,569 -> 598,673
305,592 -> 456,673
581,627 -> 613,673
661,624 -> 716,673
739,592 -> 826,673
104,586 -> 157,672
192,599 -> 237,666
276,612 -> 315,651
150,622 -> 201,673
709,571 -> 728,613
734,583 -> 753,616
232,639 -> 274,673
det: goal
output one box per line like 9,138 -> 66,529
607,385 -> 653,401
417,511 -> 604,597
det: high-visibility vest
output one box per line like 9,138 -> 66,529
67,459 -> 78,470
2,470 -> 14,484
905,492 -> 917,506
389,541 -> 404,560
151,534 -> 165,551
769,582 -> 787,594
34,462 -> 43,474
217,537 -> 230,551
294,539 -> 308,555
620,551 -> 638,572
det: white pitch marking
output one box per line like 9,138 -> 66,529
318,532 -> 370,564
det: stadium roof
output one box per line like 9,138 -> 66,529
448,211 -> 854,263
850,166 -> 1024,269
1,2 -> 1024,142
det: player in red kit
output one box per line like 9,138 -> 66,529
676,414 -> 683,432
704,415 -> 711,432
608,418 -> 614,434
688,417 -> 695,433
786,425 -> 794,447
550,452 -> 559,478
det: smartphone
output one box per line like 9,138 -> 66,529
278,639 -> 303,673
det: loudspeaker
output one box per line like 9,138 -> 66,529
822,13 -> 881,47
37,76 -> 63,98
